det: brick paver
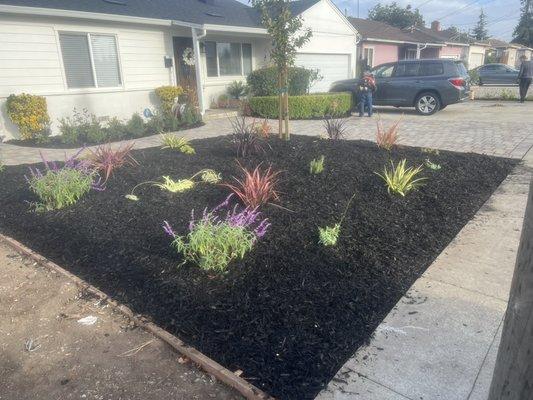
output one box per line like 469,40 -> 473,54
1,101 -> 532,166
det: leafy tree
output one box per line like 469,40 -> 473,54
512,0 -> 533,47
472,9 -> 489,41
368,2 -> 424,29
252,0 -> 312,140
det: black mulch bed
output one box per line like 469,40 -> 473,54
5,122 -> 204,149
0,136 -> 516,399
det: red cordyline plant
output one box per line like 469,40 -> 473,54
222,163 -> 280,209
376,116 -> 402,151
86,143 -> 138,182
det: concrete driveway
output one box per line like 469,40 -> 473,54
1,100 -> 533,165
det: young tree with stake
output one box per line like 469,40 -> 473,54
252,0 -> 312,140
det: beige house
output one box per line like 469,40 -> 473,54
0,0 -> 358,139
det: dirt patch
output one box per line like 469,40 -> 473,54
0,135 -> 516,399
0,242 -> 242,400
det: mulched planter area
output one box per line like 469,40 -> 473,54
0,135 -> 515,399
5,122 -> 204,149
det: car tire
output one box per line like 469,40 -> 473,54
415,92 -> 441,116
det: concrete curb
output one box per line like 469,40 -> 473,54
0,233 -> 275,400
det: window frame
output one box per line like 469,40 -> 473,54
363,47 -> 375,68
203,41 -> 253,78
58,31 -> 124,91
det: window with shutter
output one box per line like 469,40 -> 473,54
59,32 -> 122,89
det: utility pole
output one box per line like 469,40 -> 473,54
488,181 -> 533,400
357,0 -> 360,18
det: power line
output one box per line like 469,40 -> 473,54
434,0 -> 489,21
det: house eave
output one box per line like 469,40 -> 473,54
364,37 -> 444,47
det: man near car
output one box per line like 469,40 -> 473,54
357,70 -> 376,117
518,55 -> 533,103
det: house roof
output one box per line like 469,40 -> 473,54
349,17 -> 443,45
412,26 -> 471,45
0,0 -> 319,28
481,38 -> 523,49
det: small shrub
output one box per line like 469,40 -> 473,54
26,150 -> 102,211
178,105 -> 202,126
318,193 -> 356,247
254,119 -> 272,138
310,155 -> 325,174
425,159 -> 441,171
323,116 -> 348,140
376,159 -> 426,196
163,194 -> 270,272
127,113 -> 147,138
161,134 -> 195,154
155,176 -> 196,193
469,69 -> 480,85
376,117 -> 401,150
227,81 -> 248,99
145,112 -> 167,134
247,66 -> 315,96
58,109 -> 106,145
86,143 -> 138,182
223,163 -> 280,209
249,93 -> 352,119
105,117 -> 128,141
6,93 -> 51,141
155,86 -> 184,115
230,117 -> 266,158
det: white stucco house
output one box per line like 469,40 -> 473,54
0,0 -> 358,139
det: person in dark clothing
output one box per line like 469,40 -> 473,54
518,55 -> 533,103
357,70 -> 377,117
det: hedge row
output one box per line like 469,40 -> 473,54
248,93 -> 352,119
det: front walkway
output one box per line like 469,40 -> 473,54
317,148 -> 533,400
1,101 -> 533,165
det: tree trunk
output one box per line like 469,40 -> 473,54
278,70 -> 283,140
488,180 -> 533,400
283,65 -> 290,140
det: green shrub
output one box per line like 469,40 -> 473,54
28,168 -> 94,211
468,69 -> 480,85
58,109 -> 105,145
249,93 -> 351,119
127,113 -> 147,138
155,86 -> 184,115
6,93 -> 50,141
179,105 -> 202,126
227,80 -> 248,99
105,117 -> 128,141
247,66 -> 317,96
310,155 -> 325,174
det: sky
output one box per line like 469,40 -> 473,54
331,0 -> 521,40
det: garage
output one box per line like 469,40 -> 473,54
295,53 -> 351,92
470,52 -> 485,69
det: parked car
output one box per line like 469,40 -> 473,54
329,59 -> 470,115
475,63 -> 519,86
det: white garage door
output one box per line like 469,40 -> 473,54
470,53 -> 484,69
295,53 -> 350,93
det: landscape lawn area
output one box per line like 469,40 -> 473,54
0,135 -> 515,399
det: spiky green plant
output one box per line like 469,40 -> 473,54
0,162 -> 5,172
421,147 -> 440,155
161,134 -> 195,154
376,159 -> 426,196
318,193 -> 356,247
200,169 -> 221,184
309,155 -> 325,174
154,176 -> 195,193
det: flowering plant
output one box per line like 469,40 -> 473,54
163,194 -> 270,272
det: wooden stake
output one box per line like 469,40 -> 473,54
488,180 -> 533,400
278,70 -> 283,140
283,65 -> 290,140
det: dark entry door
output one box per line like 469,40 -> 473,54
173,37 -> 196,87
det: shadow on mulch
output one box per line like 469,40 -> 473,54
0,135 -> 516,399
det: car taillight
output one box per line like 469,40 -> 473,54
449,77 -> 465,89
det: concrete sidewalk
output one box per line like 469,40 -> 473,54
316,153 -> 533,399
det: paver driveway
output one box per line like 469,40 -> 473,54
1,100 -> 532,165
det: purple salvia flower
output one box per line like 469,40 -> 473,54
254,219 -> 270,238
163,220 -> 176,238
211,193 -> 234,214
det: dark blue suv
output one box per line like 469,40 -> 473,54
330,59 -> 470,115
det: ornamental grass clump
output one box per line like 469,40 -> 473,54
163,194 -> 270,272
376,159 -> 426,197
323,116 -> 348,140
161,134 -> 195,154
223,163 -> 280,209
376,117 -> 401,150
230,116 -> 266,157
309,155 -> 325,174
318,193 -> 356,247
26,150 -> 103,211
86,143 -> 138,182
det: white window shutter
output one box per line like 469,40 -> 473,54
90,35 -> 122,87
59,33 -> 95,88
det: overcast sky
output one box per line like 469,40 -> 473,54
330,0 -> 521,40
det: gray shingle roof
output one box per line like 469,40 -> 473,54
0,0 -> 319,28
349,18 -> 444,45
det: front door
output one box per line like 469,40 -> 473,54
173,37 -> 196,88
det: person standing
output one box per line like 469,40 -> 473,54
357,70 -> 376,117
518,55 -> 533,103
